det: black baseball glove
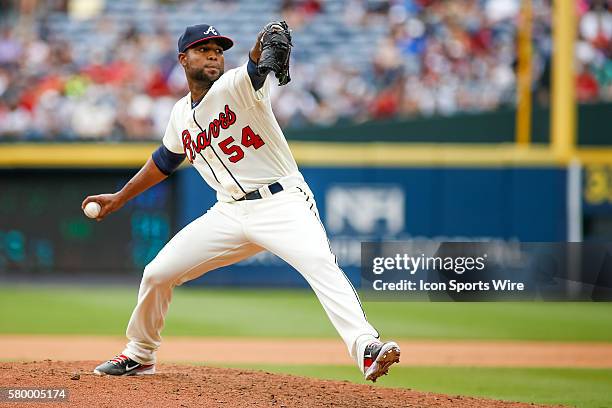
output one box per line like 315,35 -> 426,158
258,21 -> 292,86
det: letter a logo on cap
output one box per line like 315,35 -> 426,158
204,26 -> 218,35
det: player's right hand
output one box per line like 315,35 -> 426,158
81,193 -> 125,222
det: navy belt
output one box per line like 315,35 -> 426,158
237,182 -> 283,201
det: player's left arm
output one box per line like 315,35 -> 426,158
247,30 -> 267,91
222,22 -> 292,108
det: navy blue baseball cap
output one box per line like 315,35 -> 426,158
178,24 -> 234,53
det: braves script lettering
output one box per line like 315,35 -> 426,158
182,104 -> 237,162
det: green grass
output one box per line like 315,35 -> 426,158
208,364 -> 612,408
0,285 -> 611,341
1,286 -> 611,407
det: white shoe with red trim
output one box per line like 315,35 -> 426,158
363,341 -> 400,382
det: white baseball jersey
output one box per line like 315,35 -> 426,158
162,61 -> 304,201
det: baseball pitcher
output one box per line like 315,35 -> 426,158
83,22 -> 400,382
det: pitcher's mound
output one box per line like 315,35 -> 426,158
1,361 -> 558,407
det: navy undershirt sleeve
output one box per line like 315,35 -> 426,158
152,144 -> 186,176
247,56 -> 267,91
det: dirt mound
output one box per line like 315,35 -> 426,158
0,361 -> 560,408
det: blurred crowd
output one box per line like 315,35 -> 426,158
0,0 -> 610,140
0,20 -> 185,140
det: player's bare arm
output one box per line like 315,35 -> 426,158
81,157 -> 167,221
249,30 -> 265,62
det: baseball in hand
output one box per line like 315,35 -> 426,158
83,201 -> 101,219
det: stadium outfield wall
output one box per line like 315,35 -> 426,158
1,142 -> 611,286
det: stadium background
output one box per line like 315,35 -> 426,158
0,0 -> 611,407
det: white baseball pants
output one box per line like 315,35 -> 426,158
122,182 -> 379,371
